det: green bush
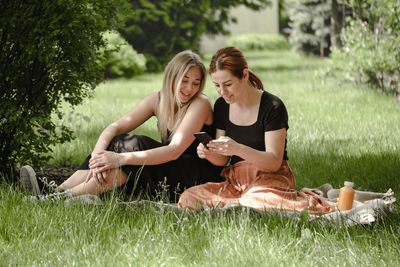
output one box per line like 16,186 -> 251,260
102,31 -> 146,79
225,33 -> 290,51
0,0 -> 125,177
330,0 -> 400,98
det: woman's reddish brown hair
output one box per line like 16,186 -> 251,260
209,46 -> 264,90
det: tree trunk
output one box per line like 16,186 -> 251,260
397,86 -> 400,103
330,0 -> 343,48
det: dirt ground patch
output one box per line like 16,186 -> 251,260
36,166 -> 75,185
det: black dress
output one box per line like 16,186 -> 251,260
78,124 -> 223,201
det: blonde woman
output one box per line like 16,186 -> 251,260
20,50 -> 223,201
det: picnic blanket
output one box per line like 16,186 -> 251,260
299,184 -> 395,225
65,183 -> 396,226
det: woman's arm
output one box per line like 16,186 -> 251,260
209,128 -> 286,171
91,95 -> 213,171
87,92 -> 158,183
91,92 -> 158,155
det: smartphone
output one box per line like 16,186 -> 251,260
193,132 -> 213,146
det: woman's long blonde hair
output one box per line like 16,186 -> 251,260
158,50 -> 206,143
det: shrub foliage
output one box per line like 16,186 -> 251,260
226,33 -> 290,51
118,0 -> 271,72
0,0 -> 124,177
102,31 -> 146,79
330,0 -> 400,99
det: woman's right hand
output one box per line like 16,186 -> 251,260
197,143 -> 211,159
93,149 -> 109,184
84,168 -> 95,183
85,168 -> 111,185
85,149 -> 109,185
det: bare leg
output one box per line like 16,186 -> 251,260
68,168 -> 129,196
58,170 -> 89,191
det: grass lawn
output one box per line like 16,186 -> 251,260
1,50 -> 399,266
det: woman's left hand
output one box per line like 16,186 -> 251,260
85,168 -> 111,185
89,151 -> 123,172
208,136 -> 239,156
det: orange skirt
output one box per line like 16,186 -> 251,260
178,160 -> 334,215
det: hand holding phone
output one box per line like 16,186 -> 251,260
193,132 -> 213,146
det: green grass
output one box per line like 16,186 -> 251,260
2,50 -> 400,266
2,185 -> 400,266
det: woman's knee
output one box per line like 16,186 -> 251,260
108,134 -> 161,153
178,190 -> 194,208
104,168 -> 129,187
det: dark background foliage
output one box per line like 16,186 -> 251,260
118,0 -> 271,72
287,0 -> 349,56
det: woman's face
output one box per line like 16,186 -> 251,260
211,69 -> 244,104
177,66 -> 202,103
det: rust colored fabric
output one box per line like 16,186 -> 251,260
178,160 -> 334,215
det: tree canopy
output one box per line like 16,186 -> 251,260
119,0 -> 271,71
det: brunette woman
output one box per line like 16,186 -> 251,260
178,47 -> 334,214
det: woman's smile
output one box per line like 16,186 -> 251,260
177,67 -> 202,103
211,69 -> 241,104
179,91 -> 192,103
